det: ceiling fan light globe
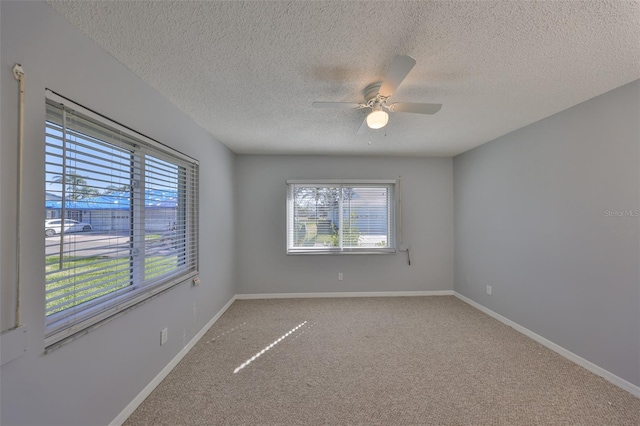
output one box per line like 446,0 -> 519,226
366,110 -> 389,129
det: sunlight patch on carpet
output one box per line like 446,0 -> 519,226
233,321 -> 307,374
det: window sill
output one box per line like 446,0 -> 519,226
287,249 -> 396,255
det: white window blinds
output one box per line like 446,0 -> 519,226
287,180 -> 396,254
44,94 -> 199,347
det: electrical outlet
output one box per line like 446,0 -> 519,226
160,328 -> 168,345
338,272 -> 343,281
486,285 -> 492,295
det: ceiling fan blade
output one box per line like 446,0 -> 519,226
378,55 -> 416,98
356,117 -> 368,136
312,102 -> 363,109
388,102 -> 442,115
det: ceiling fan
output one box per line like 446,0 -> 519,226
312,55 -> 442,135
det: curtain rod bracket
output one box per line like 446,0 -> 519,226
13,64 -> 25,80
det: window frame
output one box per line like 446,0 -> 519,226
286,179 -> 397,255
44,91 -> 199,349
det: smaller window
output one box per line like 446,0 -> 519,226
287,180 -> 396,254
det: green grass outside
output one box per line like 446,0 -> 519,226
46,253 -> 178,316
316,234 -> 335,246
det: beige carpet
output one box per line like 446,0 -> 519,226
124,296 -> 640,425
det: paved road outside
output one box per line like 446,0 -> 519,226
46,232 -> 131,258
45,232 -> 175,258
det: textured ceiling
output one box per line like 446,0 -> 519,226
47,1 -> 640,156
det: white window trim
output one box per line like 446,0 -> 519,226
286,179 -> 397,255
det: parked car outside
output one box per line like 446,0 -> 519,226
44,219 -> 92,236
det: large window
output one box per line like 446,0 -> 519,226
287,180 -> 396,254
44,93 -> 198,347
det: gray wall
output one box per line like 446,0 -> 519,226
453,80 -> 640,387
1,2 -> 236,425
236,155 -> 454,294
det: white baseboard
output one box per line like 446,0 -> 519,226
453,292 -> 640,398
109,295 -> 237,426
235,290 -> 454,299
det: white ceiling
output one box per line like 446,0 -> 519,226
47,1 -> 640,157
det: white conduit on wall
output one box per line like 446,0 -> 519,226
397,175 -> 402,244
397,175 -> 410,265
12,63 -> 25,328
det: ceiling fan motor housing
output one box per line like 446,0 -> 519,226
364,82 -> 384,103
